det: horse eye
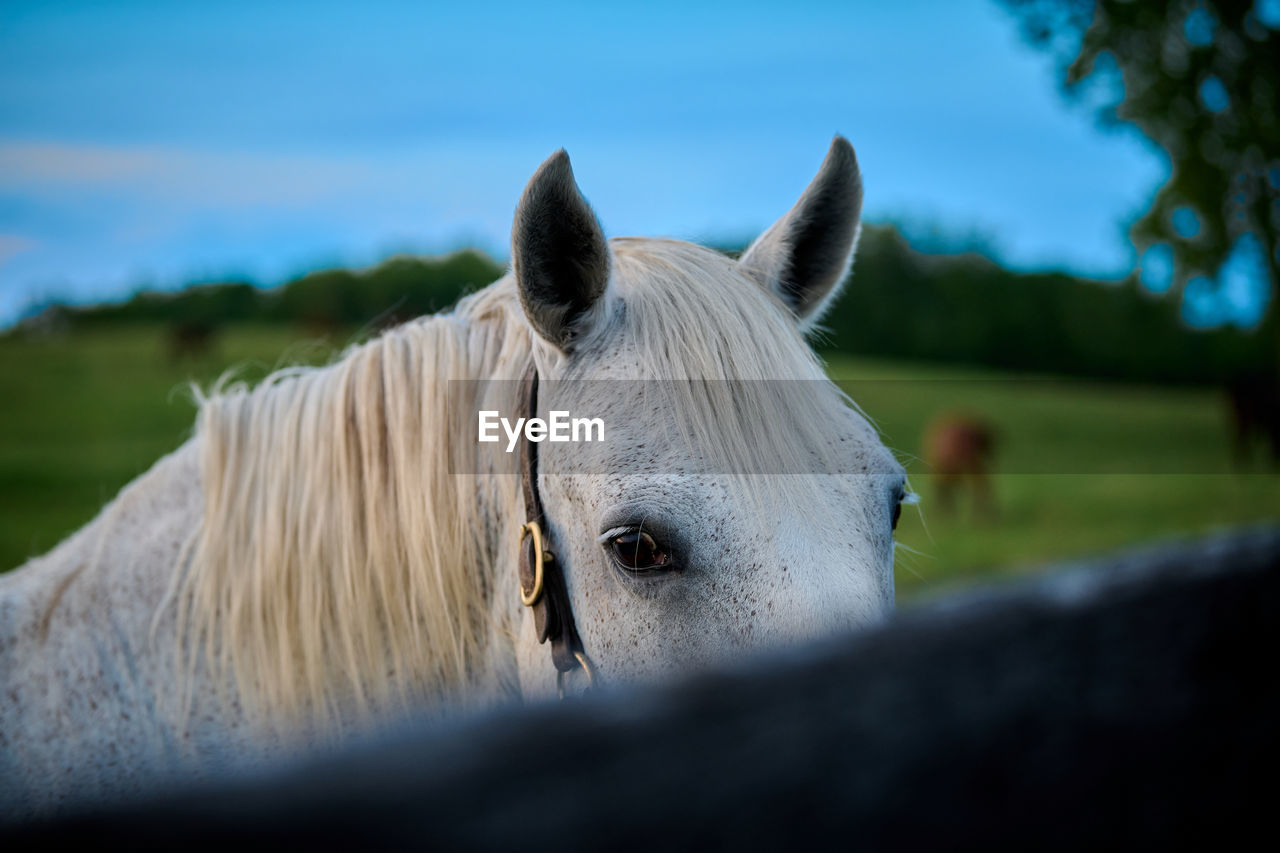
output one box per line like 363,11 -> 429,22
610,530 -> 670,572
891,488 -> 916,532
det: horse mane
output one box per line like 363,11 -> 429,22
176,278 -> 531,727
605,239 -> 861,492
174,238 -> 858,727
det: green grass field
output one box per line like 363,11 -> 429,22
825,355 -> 1280,596
2,325 -> 1277,599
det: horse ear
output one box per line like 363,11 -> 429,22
738,136 -> 863,329
512,150 -> 611,351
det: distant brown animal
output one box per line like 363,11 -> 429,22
167,320 -> 218,363
923,413 -> 997,519
1225,369 -> 1280,469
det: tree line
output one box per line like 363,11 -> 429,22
26,226 -> 1270,384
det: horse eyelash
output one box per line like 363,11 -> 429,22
598,526 -> 636,543
598,511 -> 655,544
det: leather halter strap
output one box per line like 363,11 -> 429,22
516,362 -> 592,679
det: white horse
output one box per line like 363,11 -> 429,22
0,137 -> 906,815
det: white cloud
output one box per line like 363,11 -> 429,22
0,234 -> 38,267
0,140 -> 381,207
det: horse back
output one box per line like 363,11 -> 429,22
1,442 -> 211,816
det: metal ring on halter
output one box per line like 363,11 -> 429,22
556,650 -> 597,699
518,521 -> 547,607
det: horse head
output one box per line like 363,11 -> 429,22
506,138 -> 906,695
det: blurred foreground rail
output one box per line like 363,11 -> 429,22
5,525 -> 1277,848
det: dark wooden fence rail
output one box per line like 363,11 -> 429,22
6,526 -> 1278,849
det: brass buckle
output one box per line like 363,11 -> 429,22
518,521 -> 550,607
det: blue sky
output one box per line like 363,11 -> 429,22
0,0 -> 1180,327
